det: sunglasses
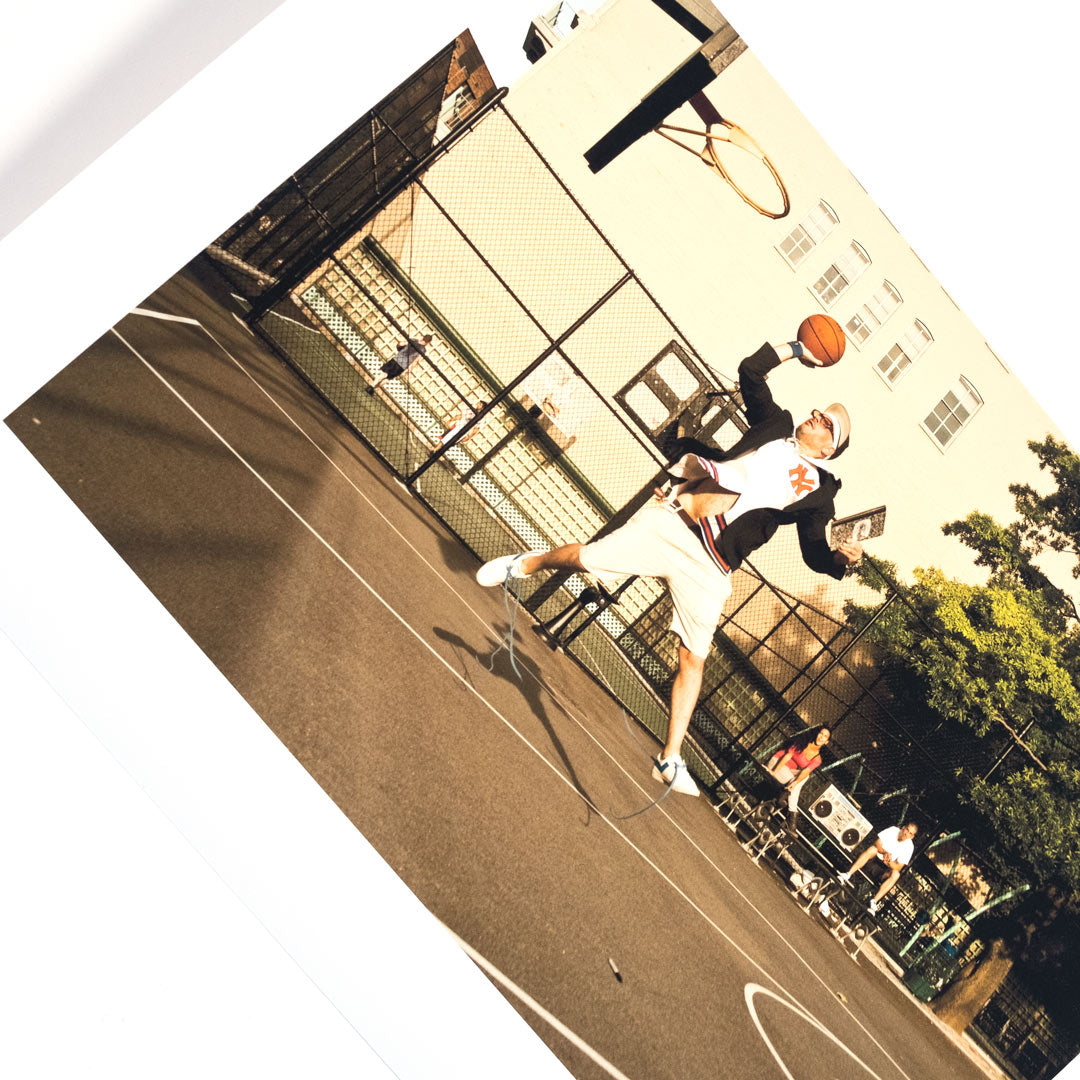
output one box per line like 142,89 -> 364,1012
811,409 -> 836,438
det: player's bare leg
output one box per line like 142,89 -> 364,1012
663,645 -> 705,759
646,645 -> 705,797
475,543 -> 584,587
517,544 -> 585,575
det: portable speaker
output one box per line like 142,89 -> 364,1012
810,784 -> 873,850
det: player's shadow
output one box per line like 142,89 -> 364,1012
432,624 -> 598,825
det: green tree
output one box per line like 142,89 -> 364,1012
847,436 -> 1080,1033
850,567 -> 1080,811
1010,435 -> 1080,577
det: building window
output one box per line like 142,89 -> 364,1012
846,281 -> 902,345
548,1 -> 578,35
923,377 -> 982,448
811,242 -> 870,307
876,321 -> 933,386
435,83 -> 476,140
777,200 -> 839,267
525,2 -> 580,62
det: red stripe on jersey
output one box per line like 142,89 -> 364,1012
697,516 -> 731,574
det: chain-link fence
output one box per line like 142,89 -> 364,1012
972,970 -> 1080,1080
203,92 -> 1068,1080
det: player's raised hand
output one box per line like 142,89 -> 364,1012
779,340 -> 826,367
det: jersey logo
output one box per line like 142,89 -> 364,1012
789,464 -> 817,496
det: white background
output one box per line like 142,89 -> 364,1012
2,2 -> 1078,1078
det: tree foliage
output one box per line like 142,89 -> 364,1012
969,765 -> 1080,887
941,512 -> 1077,630
1010,435 -> 1080,575
850,435 -> 1080,1033
847,439 -> 1080,899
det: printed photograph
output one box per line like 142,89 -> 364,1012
6,2 -> 1080,1078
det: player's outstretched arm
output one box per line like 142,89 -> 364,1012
664,435 -> 716,463
777,341 -> 825,367
739,338 -> 827,425
737,343 -> 787,425
797,510 -> 848,580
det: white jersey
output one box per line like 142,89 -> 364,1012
668,437 -> 825,522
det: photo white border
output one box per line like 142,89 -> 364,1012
3,2 -> 1078,1078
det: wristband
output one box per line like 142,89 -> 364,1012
789,341 -> 807,360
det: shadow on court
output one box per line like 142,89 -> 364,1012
432,624 -> 601,825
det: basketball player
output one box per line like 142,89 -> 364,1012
476,336 -> 863,797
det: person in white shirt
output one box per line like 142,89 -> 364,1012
474,336 -> 865,798
439,401 -> 487,447
838,822 -> 919,914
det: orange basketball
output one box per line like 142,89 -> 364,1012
798,314 -> 846,366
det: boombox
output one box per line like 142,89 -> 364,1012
810,784 -> 873,850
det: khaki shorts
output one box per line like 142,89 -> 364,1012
578,500 -> 731,658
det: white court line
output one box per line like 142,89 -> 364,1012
444,925 -> 633,1080
132,306 -> 201,325
262,308 -> 325,335
122,308 -> 915,1080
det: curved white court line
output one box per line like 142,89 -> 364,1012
744,983 -> 885,1080
121,309 -> 915,1080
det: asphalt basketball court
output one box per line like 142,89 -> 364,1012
6,264 -> 999,1080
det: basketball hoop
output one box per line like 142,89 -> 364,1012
654,116 -> 790,219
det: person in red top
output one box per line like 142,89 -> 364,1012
766,726 -> 830,834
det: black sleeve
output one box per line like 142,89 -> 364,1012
665,435 -> 717,463
797,506 -> 845,580
738,343 -> 786,427
665,344 -> 787,464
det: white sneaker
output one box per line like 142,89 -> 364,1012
476,551 -> 542,587
818,899 -> 832,918
651,753 -> 700,797
868,899 -> 880,915
837,872 -> 851,884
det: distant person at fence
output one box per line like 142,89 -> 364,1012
838,822 -> 918,915
766,725 -> 830,834
473,336 -> 865,797
439,401 -> 487,448
367,333 -> 434,394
